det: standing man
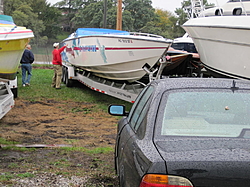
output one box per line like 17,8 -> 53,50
20,44 -> 34,87
51,43 -> 67,89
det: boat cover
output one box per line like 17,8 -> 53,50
0,15 -> 15,25
75,28 -> 129,37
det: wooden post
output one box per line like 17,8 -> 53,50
0,0 -> 3,15
103,0 -> 107,28
116,0 -> 122,30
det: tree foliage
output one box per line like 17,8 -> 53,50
3,0 -> 204,45
4,0 -> 62,46
58,0 -> 189,38
123,0 -> 155,32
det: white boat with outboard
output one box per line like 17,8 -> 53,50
202,0 -> 250,16
61,28 -> 171,82
182,0 -> 250,80
0,15 -> 34,81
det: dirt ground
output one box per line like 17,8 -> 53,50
0,97 -> 120,186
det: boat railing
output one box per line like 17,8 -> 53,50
129,32 -> 164,39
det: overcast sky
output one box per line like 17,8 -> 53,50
47,0 -> 229,14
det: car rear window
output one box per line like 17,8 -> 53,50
159,89 -> 250,138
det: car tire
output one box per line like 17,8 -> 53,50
215,9 -> 223,16
233,8 -> 242,15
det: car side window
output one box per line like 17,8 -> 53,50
128,86 -> 154,133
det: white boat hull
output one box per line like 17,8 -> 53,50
183,16 -> 250,80
62,35 -> 170,82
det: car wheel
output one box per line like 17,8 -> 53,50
215,9 -> 223,16
233,8 -> 242,15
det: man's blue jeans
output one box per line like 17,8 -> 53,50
21,63 -> 32,85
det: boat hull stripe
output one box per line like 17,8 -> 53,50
0,30 -> 33,35
71,47 -> 166,51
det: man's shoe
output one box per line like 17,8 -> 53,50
25,83 -> 30,86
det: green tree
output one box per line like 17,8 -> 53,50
3,0 -> 62,46
54,0 -> 94,32
123,0 -> 156,32
71,0 -> 107,28
33,0 -> 62,40
4,0 -> 46,45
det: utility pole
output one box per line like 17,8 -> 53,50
116,0 -> 122,30
103,0 -> 107,28
0,0 -> 3,15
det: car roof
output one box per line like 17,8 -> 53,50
151,78 -> 250,92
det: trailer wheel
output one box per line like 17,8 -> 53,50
62,66 -> 66,84
11,88 -> 18,98
65,69 -> 74,87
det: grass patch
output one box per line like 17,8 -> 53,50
0,137 -> 18,145
17,68 -> 133,110
59,146 -> 113,154
1,145 -> 36,152
0,172 -> 35,182
86,147 -> 114,154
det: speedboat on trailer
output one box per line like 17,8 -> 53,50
182,0 -> 250,80
0,15 -> 34,81
61,28 -> 171,82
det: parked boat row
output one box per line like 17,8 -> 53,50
0,15 -> 34,81
61,0 -> 250,83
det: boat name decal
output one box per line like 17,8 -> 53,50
118,39 -> 133,43
73,45 -> 97,52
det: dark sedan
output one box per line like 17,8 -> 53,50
108,78 -> 250,187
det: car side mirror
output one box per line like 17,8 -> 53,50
108,105 -> 128,116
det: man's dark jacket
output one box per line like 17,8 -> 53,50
21,49 -> 34,64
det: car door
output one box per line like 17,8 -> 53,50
116,86 -> 154,187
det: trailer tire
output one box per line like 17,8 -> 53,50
11,88 -> 18,98
62,66 -> 66,84
65,69 -> 74,87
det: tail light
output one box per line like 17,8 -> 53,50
139,174 -> 193,187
